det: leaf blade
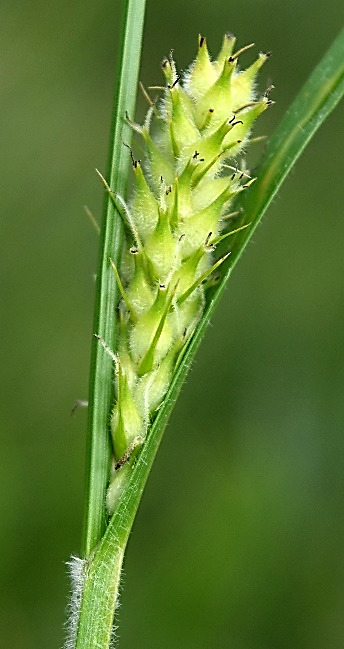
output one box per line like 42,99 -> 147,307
82,0 -> 147,559
106,26 -> 344,542
77,27 -> 344,647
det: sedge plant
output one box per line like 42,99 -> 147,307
65,1 -> 344,646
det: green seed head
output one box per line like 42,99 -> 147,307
106,34 -> 272,513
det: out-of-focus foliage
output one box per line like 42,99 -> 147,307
1,1 -> 343,647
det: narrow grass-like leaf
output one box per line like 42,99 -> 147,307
105,26 -> 344,549
228,27 -> 344,272
82,0 -> 146,559
76,26 -> 343,649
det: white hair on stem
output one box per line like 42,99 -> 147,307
64,555 -> 87,649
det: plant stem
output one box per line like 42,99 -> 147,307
82,0 -> 147,559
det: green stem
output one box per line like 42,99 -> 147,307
82,0 -> 146,560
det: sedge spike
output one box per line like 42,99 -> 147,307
105,35 -> 271,514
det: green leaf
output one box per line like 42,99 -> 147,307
106,26 -> 344,552
82,0 -> 147,559
77,26 -> 344,649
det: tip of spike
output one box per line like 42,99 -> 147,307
231,42 -> 255,61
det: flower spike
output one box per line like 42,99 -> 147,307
106,35 -> 271,512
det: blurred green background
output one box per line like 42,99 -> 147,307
1,1 -> 344,647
